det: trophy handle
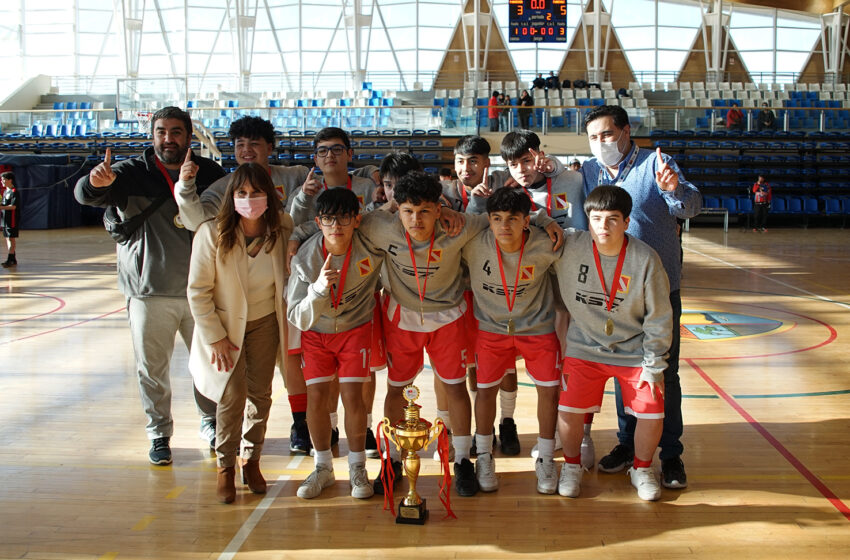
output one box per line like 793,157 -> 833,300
424,417 -> 445,450
380,417 -> 400,451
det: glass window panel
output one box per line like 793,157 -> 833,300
731,9 -> 773,28
657,50 -> 689,73
658,28 -> 697,50
617,27 -> 656,50
738,51 -> 774,73
610,0 -> 656,28
626,49 -> 656,73
657,2 -> 700,27
418,28 -> 452,51
776,28 -> 819,52
776,51 -> 811,74
730,28 -> 773,51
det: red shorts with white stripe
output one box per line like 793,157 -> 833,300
462,290 -> 478,368
558,357 -> 665,419
474,330 -> 560,388
300,321 -> 372,385
287,319 -> 301,355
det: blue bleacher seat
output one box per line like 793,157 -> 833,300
703,196 -> 721,208
803,197 -> 820,214
823,197 -> 842,215
720,197 -> 738,214
737,197 -> 753,214
786,197 -> 803,214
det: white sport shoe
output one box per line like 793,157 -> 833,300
349,462 -> 374,499
535,458 -> 557,495
580,434 -> 596,471
475,452 -> 498,492
530,431 -> 562,459
558,462 -> 583,498
628,466 -> 661,501
296,465 -> 335,499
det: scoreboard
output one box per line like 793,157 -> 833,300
508,0 -> 567,43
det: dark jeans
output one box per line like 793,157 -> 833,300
754,203 -> 769,229
614,290 -> 683,461
489,119 -> 499,132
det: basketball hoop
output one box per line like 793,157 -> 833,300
135,111 -> 153,134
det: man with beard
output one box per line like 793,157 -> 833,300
75,106 -> 225,465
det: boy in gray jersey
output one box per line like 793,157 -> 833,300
553,186 -> 672,502
287,189 -> 384,500
462,188 -> 563,495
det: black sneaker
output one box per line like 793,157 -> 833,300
373,459 -> 403,495
598,444 -> 634,473
149,437 -> 172,465
661,456 -> 688,489
499,419 -> 520,456
330,427 -> 340,447
454,458 -> 479,497
289,418 -> 312,455
365,428 -> 380,459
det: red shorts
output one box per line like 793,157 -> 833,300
475,330 -> 560,388
300,321 -> 372,385
383,307 -> 468,387
462,290 -> 478,368
370,292 -> 386,371
558,357 -> 664,419
287,319 -> 301,355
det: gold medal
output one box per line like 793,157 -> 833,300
508,318 -> 515,336
604,317 -> 614,336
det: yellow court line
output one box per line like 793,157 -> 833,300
165,486 -> 186,499
98,553 -> 118,560
131,515 -> 156,531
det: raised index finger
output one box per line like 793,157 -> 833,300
104,147 -> 112,166
184,148 -> 193,164
656,147 -> 666,167
307,167 -> 316,181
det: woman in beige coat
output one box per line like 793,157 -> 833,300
187,163 -> 293,503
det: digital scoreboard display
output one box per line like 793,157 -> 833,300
509,0 -> 567,43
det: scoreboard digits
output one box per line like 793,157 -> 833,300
509,0 -> 567,43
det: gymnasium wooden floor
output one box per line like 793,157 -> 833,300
1,224 -> 849,559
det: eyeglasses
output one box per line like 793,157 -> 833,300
315,144 -> 347,158
318,214 -> 354,226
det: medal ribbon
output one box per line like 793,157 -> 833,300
405,231 -> 436,313
597,144 -> 639,187
154,157 -> 177,195
323,175 -> 353,191
591,236 -> 629,313
522,177 -> 552,216
460,182 -> 469,211
321,241 -> 353,310
495,233 -> 526,316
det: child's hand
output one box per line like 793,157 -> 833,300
314,253 -> 340,294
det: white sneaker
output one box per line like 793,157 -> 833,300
558,462 -> 583,498
349,462 -> 374,499
530,431 -> 562,459
475,452 -> 498,492
433,431 -> 455,462
580,434 -> 596,471
296,465 -> 335,499
628,466 -> 661,501
535,458 -> 557,495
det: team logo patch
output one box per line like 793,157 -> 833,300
520,265 -> 535,281
275,185 -> 287,202
358,257 -> 372,277
615,274 -> 631,294
429,249 -> 442,263
555,193 -> 570,210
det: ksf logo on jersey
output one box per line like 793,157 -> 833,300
274,185 -> 287,202
554,193 -> 570,211
428,249 -> 442,263
357,257 -> 372,277
616,274 -> 631,295
520,265 -> 535,281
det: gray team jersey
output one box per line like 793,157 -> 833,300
467,167 -> 587,230
462,227 -> 563,336
175,164 -> 310,230
553,231 -> 673,381
289,174 -> 377,222
287,232 -> 384,334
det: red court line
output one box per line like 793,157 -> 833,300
686,357 -> 850,522
0,306 -> 127,346
0,292 -> 66,327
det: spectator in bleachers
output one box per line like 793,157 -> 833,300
518,90 -> 534,129
726,101 -> 745,131
498,93 -> 510,132
561,79 -> 571,89
532,73 -> 546,90
488,91 -> 500,132
752,175 -> 771,232
757,103 -> 776,131
0,171 -> 19,268
439,167 -> 453,182
570,159 -> 581,172
617,87 -> 630,99
546,71 -> 561,90
573,79 -> 588,89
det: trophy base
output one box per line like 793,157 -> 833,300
396,498 -> 428,525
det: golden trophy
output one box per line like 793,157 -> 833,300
381,384 -> 445,525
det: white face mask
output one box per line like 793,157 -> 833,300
590,130 -> 626,167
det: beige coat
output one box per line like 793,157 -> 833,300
186,213 -> 293,403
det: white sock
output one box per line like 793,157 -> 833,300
500,389 -> 517,422
437,409 -> 451,432
366,413 -> 374,431
348,451 -> 366,466
314,448 -> 333,470
329,412 -> 339,430
536,437 -> 555,462
453,434 -> 472,463
475,432 -> 494,456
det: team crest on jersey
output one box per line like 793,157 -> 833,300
520,265 -> 535,281
554,193 -> 570,210
358,257 -> 372,276
275,185 -> 287,202
615,275 -> 631,294
429,249 -> 442,263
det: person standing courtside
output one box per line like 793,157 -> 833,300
75,106 -> 225,465
579,105 -> 701,489
0,171 -> 20,268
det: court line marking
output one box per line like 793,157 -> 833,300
686,358 -> 850,523
516,381 -> 850,399
0,292 -> 66,326
218,455 -> 304,560
131,515 -> 156,531
0,306 -> 126,346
